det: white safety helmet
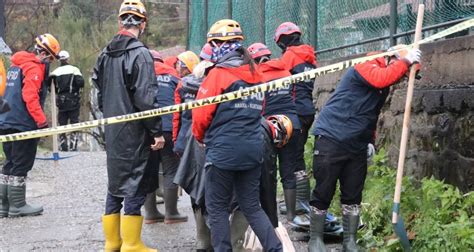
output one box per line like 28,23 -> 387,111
58,50 -> 70,61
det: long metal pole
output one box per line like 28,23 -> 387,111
204,0 -> 208,39
185,0 -> 189,50
227,0 -> 232,19
389,0 -> 398,46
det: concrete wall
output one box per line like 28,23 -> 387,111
313,35 -> 474,192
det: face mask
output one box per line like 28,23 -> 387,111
211,41 -> 242,62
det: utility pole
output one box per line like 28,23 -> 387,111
0,0 -> 5,39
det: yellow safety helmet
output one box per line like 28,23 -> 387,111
177,51 -> 200,73
35,33 -> 61,59
0,58 -> 6,97
207,19 -> 244,43
119,0 -> 147,20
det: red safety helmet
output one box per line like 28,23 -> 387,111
247,43 -> 272,60
199,43 -> 213,61
267,115 -> 293,148
274,22 -> 301,43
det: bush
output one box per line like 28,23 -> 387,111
359,149 -> 474,251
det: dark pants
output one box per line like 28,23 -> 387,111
161,132 -> 180,190
205,166 -> 282,252
58,108 -> 80,151
310,136 -> 368,210
295,114 -> 314,172
260,137 -> 278,228
105,192 -> 146,215
1,129 -> 39,177
276,130 -> 300,189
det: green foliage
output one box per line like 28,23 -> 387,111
359,149 -> 474,251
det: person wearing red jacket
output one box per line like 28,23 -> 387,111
0,33 -> 61,218
248,42 -> 306,225
274,22 -> 317,215
192,19 -> 282,252
308,46 -> 422,252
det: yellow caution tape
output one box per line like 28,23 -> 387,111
0,18 -> 472,142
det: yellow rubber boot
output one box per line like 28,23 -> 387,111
102,213 -> 122,252
120,215 -> 157,252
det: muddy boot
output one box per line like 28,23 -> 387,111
295,170 -> 310,214
231,209 -> 249,252
308,207 -> 327,252
144,192 -> 164,224
283,189 -> 296,223
0,174 -> 8,218
120,215 -> 157,252
164,188 -> 188,224
194,208 -> 212,251
342,204 -> 360,252
7,176 -> 43,217
102,213 -> 122,252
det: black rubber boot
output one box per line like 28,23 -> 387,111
7,176 -> 43,217
295,170 -> 310,214
342,215 -> 359,252
308,208 -> 327,252
144,192 -> 164,224
283,189 -> 296,222
0,174 -> 8,218
163,188 -> 188,224
230,209 -> 249,252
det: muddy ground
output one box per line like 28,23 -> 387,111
0,151 -> 342,251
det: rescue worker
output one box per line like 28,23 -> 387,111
247,42 -> 304,224
275,22 -> 317,214
92,1 -> 164,251
0,33 -> 60,218
50,50 -> 84,151
164,56 -> 178,69
192,19 -> 282,252
308,46 -> 422,252
158,50 -> 199,225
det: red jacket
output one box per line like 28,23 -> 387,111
354,57 -> 409,89
192,65 -> 263,143
173,81 -> 183,142
11,52 -> 47,127
164,56 -> 178,69
280,44 -> 317,71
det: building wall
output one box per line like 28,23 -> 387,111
313,35 -> 474,192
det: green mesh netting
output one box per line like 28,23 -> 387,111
188,0 -> 474,60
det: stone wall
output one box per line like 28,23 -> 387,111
313,35 -> 474,192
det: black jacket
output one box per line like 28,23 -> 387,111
92,32 -> 162,197
50,64 -> 84,111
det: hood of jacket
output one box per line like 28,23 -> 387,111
258,59 -> 287,73
181,74 -> 203,93
154,61 -> 179,78
105,32 -> 144,58
11,51 -> 41,66
287,45 -> 317,65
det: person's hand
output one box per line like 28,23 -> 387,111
404,48 -> 422,65
367,143 -> 375,162
151,135 -> 165,150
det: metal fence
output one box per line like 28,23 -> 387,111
187,0 -> 474,60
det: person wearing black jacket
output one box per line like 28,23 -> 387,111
50,50 -> 84,151
92,1 -> 164,251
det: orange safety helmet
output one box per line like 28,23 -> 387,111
119,0 -> 147,20
207,19 -> 244,43
35,33 -> 61,59
177,51 -> 200,73
267,115 -> 293,148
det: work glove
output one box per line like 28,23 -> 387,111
37,121 -> 48,129
404,48 -> 422,65
367,143 -> 375,162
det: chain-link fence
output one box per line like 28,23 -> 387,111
187,0 -> 474,60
